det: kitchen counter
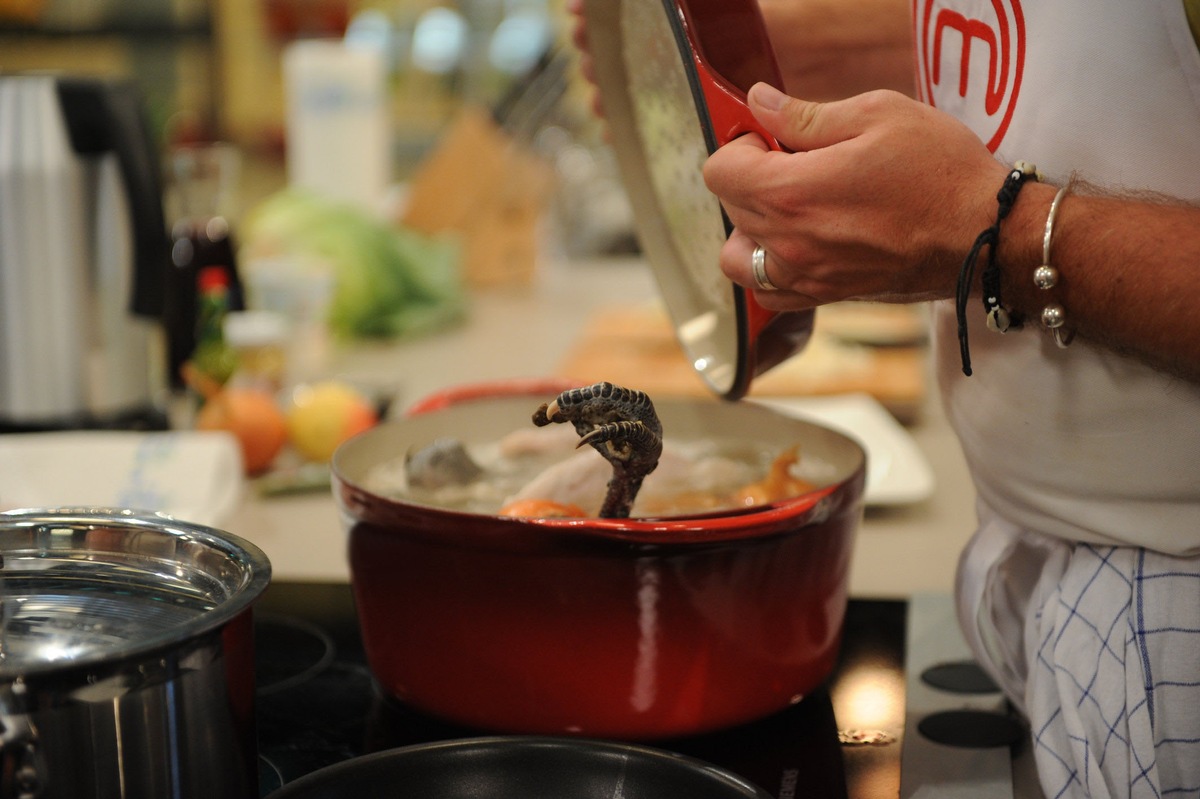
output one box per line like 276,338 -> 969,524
227,255 -> 978,600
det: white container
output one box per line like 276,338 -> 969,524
224,310 -> 289,392
283,40 -> 391,213
241,256 -> 335,386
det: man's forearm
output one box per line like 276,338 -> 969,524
997,182 -> 1200,381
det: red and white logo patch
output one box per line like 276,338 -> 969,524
913,0 -> 1026,152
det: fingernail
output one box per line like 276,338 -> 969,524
750,82 -> 787,112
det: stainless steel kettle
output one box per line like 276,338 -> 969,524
0,75 -> 170,431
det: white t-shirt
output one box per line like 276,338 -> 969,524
914,0 -> 1200,553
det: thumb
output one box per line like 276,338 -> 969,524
747,82 -> 857,152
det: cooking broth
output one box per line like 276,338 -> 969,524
366,424 -> 838,518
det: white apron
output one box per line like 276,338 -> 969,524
912,0 -> 1200,795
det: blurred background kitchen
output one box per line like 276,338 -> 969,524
0,0 -> 638,434
0,0 -> 604,213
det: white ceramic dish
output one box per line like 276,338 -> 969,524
0,430 -> 244,526
753,393 -> 935,507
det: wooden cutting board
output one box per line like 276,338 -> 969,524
555,303 -> 929,421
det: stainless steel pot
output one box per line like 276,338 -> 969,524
0,509 -> 271,799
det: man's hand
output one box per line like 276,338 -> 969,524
703,83 -> 1007,311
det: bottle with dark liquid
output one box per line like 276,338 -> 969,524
163,145 -> 245,389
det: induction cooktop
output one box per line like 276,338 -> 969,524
253,583 -> 1043,797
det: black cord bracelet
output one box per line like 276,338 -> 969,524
955,161 -> 1042,376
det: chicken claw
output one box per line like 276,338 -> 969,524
532,382 -> 663,518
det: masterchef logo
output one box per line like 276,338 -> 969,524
914,0 -> 1026,152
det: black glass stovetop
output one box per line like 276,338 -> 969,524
253,582 -> 908,798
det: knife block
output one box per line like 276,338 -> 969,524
400,106 -> 555,287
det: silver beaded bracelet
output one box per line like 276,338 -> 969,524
1035,184 -> 1076,348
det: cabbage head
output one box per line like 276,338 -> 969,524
240,190 -> 465,340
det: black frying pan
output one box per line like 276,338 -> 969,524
267,736 -> 773,798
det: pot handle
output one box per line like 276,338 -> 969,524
405,378 -> 580,417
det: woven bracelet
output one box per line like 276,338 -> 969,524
955,161 -> 1042,376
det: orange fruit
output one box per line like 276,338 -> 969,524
285,381 -> 378,463
196,387 -> 289,474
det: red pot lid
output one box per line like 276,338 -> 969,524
583,0 -> 814,400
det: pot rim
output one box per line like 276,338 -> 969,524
0,507 -> 272,679
332,378 -> 866,545
402,377 -> 592,416
334,470 -> 842,544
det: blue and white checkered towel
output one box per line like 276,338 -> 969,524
958,503 -> 1200,799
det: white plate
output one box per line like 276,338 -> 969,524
0,430 -> 245,527
752,393 -> 935,507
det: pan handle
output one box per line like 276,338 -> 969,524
673,0 -> 788,150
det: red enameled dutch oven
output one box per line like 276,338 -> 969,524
582,0 -> 813,400
332,380 -> 865,740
